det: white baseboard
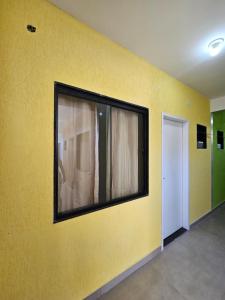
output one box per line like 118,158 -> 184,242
191,201 -> 225,228
190,210 -> 212,227
212,200 -> 225,210
85,202 -> 225,299
85,247 -> 161,300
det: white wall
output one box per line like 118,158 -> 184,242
211,96 -> 225,112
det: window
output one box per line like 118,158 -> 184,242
217,130 -> 224,149
197,124 -> 207,149
54,82 -> 148,222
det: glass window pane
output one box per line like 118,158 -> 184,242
55,83 -> 148,221
58,95 -> 99,213
111,107 -> 140,198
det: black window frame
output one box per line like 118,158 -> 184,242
54,82 -> 149,222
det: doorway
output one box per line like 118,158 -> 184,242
162,114 -> 189,248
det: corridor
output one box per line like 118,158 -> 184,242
100,205 -> 225,300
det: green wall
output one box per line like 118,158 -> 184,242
212,110 -> 225,208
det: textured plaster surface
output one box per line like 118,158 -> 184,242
0,1 -> 210,299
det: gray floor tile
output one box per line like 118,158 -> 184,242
100,204 -> 225,300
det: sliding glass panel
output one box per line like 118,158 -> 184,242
55,82 -> 148,221
58,95 -> 99,213
111,107 -> 140,198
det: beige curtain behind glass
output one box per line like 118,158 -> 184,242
58,95 -> 98,213
111,107 -> 139,198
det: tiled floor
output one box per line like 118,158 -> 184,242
100,204 -> 225,300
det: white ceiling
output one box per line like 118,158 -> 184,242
50,0 -> 225,99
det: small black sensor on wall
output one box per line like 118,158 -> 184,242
217,130 -> 224,149
197,124 -> 207,149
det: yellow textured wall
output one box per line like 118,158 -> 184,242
0,0 -> 211,299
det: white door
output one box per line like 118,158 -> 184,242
163,118 -> 183,239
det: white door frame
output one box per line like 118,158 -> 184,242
161,113 -> 190,250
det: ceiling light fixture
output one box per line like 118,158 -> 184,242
208,38 -> 224,56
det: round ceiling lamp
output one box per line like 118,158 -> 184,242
208,38 -> 224,56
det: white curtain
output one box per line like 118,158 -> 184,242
111,107 -> 139,198
58,95 -> 99,213
58,97 -> 140,211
